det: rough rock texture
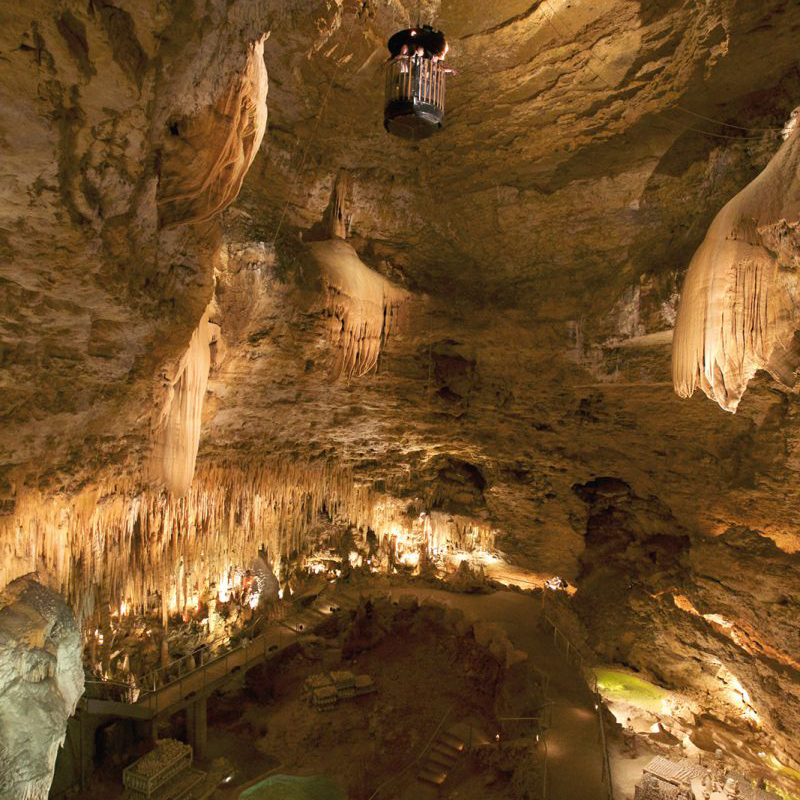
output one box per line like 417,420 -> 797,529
0,575 -> 83,800
2,0 -> 800,782
572,478 -> 800,770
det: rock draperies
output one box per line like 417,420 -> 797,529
148,308 -> 212,496
157,35 -> 269,227
308,239 -> 409,380
672,124 -> 800,411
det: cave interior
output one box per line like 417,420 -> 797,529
0,1 -> 799,799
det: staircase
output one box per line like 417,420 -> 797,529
417,722 -> 472,786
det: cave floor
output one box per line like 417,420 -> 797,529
73,579 -> 783,800
371,585 -> 606,800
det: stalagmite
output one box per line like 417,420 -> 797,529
672,123 -> 800,411
0,575 -> 83,800
307,172 -> 410,379
148,309 -> 212,496
157,35 -> 269,227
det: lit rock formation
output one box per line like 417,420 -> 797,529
303,171 -> 410,379
3,0 -> 800,787
672,123 -> 800,411
148,309 -> 213,496
0,575 -> 82,800
157,35 -> 269,227
307,238 -> 409,379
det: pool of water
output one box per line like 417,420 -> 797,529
238,774 -> 345,800
592,666 -> 669,713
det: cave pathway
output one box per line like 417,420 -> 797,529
335,585 -> 606,800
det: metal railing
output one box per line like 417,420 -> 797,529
385,55 -> 446,111
540,594 -> 614,800
83,610 -> 306,718
83,678 -> 138,704
136,612 -> 268,694
136,623 -> 297,716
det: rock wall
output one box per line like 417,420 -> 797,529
0,575 -> 83,800
572,478 -> 800,770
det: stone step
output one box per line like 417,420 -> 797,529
417,766 -> 447,785
431,740 -> 460,758
425,749 -> 456,769
440,732 -> 465,751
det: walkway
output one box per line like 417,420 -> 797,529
86,605 -> 333,720
86,582 -> 607,799
333,584 -> 606,800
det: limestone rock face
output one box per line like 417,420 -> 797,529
0,575 -> 82,800
572,478 -> 800,768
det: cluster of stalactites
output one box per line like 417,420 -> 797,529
0,459 -> 371,617
0,461 -> 496,620
672,123 -> 800,411
367,500 -> 496,556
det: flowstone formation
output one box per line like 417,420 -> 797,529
304,171 -> 410,380
673,120 -> 800,412
0,574 -> 83,800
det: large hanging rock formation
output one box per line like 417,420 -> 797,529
157,34 -> 270,228
299,170 -> 410,380
672,121 -> 800,411
148,308 -> 213,496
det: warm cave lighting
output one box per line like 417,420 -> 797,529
399,550 -> 420,568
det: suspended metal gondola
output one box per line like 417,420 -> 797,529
383,24 -> 451,140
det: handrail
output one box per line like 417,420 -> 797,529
136,612 -> 267,693
83,678 -> 138,704
137,624 -> 293,715
542,726 -> 549,799
541,592 -> 614,800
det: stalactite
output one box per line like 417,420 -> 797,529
672,124 -> 800,411
0,460 -> 495,622
157,35 -> 269,227
148,308 -> 212,496
309,238 -> 409,379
